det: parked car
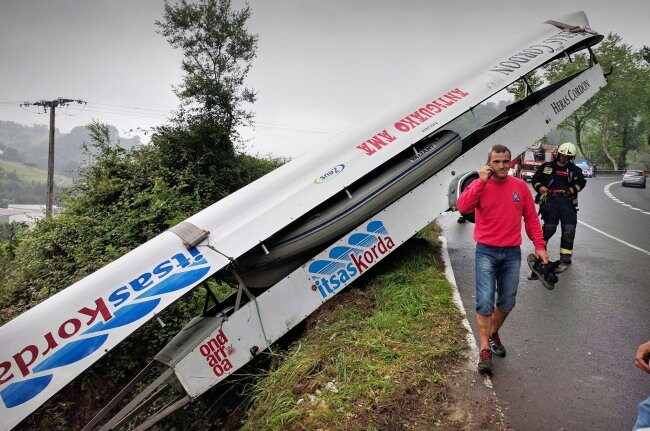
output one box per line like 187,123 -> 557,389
575,162 -> 593,178
622,169 -> 646,188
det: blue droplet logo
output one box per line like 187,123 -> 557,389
348,233 -> 377,248
366,221 -> 388,235
85,299 -> 160,333
33,334 -> 109,373
308,260 -> 346,275
136,267 -> 210,299
329,246 -> 362,261
1,375 -> 53,407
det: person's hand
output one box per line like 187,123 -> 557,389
479,165 -> 493,182
635,341 -> 650,374
535,248 -> 549,264
567,187 -> 575,196
539,186 -> 549,194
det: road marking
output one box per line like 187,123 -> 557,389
604,182 -> 650,215
578,220 -> 650,256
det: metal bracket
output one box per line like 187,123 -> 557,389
523,75 -> 532,97
82,362 -> 155,431
230,269 -> 257,312
544,20 -> 599,35
82,363 -> 179,431
229,268 -> 273,354
168,221 -> 210,249
587,46 -> 599,66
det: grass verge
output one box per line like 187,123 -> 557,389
237,223 -> 468,430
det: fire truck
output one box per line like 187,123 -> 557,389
518,144 -> 557,181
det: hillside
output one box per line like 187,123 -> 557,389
0,120 -> 141,178
0,158 -> 73,206
0,158 -> 72,186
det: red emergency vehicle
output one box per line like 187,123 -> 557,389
517,145 -> 557,181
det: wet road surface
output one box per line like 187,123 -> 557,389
438,174 -> 650,431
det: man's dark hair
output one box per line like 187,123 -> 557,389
488,145 -> 511,163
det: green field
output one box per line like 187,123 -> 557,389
0,159 -> 72,186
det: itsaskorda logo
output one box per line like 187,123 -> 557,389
307,220 -> 395,298
0,248 -> 211,409
314,164 -> 345,184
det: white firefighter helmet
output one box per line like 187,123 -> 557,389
558,142 -> 577,157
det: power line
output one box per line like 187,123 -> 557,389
1,100 -> 172,117
85,101 -> 171,113
3,99 -> 342,135
62,105 -> 169,120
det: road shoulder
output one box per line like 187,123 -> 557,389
439,236 -> 511,430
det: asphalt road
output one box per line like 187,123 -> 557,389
438,174 -> 650,431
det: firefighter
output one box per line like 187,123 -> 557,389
532,142 -> 586,264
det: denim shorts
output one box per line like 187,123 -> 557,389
633,395 -> 650,431
475,243 -> 521,316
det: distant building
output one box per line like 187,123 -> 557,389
0,204 -> 61,226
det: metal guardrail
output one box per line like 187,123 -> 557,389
596,170 -> 625,175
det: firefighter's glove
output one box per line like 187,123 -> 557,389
539,193 -> 548,205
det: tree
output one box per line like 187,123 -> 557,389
641,46 -> 650,64
0,221 -> 27,254
587,34 -> 650,169
152,0 -> 262,206
541,33 -> 650,168
156,0 -> 257,131
641,46 -> 650,150
507,70 -> 544,101
2,146 -> 21,162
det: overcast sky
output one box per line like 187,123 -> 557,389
1,0 -> 648,159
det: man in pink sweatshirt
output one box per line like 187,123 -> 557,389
457,144 -> 548,374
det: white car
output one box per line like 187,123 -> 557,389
622,170 -> 646,188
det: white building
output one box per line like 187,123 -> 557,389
0,204 -> 61,226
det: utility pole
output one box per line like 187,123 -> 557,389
21,98 -> 86,217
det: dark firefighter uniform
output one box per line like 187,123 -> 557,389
532,160 -> 586,261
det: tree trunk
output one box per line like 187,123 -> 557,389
620,123 -> 629,168
600,110 -> 618,170
602,142 -> 617,170
574,116 -> 586,158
